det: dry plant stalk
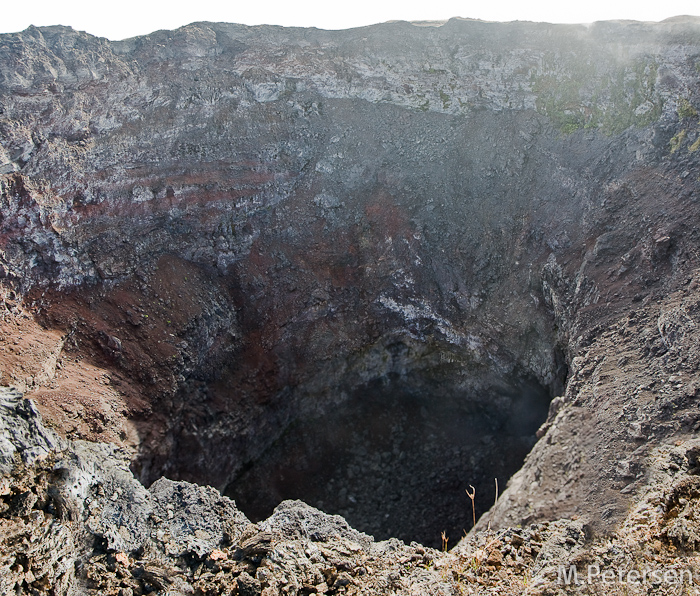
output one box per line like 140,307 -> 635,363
466,485 -> 476,529
441,530 -> 449,552
494,477 -> 499,507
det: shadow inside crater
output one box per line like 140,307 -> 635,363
226,372 -> 552,549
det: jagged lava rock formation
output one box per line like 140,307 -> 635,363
2,14 -> 700,593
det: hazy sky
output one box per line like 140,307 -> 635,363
4,0 -> 700,40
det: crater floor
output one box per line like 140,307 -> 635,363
231,375 -> 552,547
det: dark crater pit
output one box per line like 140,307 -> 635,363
226,372 -> 552,548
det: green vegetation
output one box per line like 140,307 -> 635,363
689,135 -> 700,153
560,113 -> 586,134
532,68 -> 589,134
439,90 -> 451,110
533,56 -> 662,135
670,129 -> 687,153
677,98 -> 698,119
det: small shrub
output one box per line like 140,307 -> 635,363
689,136 -> 700,153
677,98 -> 698,119
670,130 -> 687,153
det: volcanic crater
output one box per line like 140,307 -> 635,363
1,15 -> 700,580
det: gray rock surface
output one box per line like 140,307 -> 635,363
260,500 -> 373,550
149,477 -> 249,556
0,386 -> 64,473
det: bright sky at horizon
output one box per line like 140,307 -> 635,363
3,0 -> 700,41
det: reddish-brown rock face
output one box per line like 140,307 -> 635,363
2,17 -> 700,545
